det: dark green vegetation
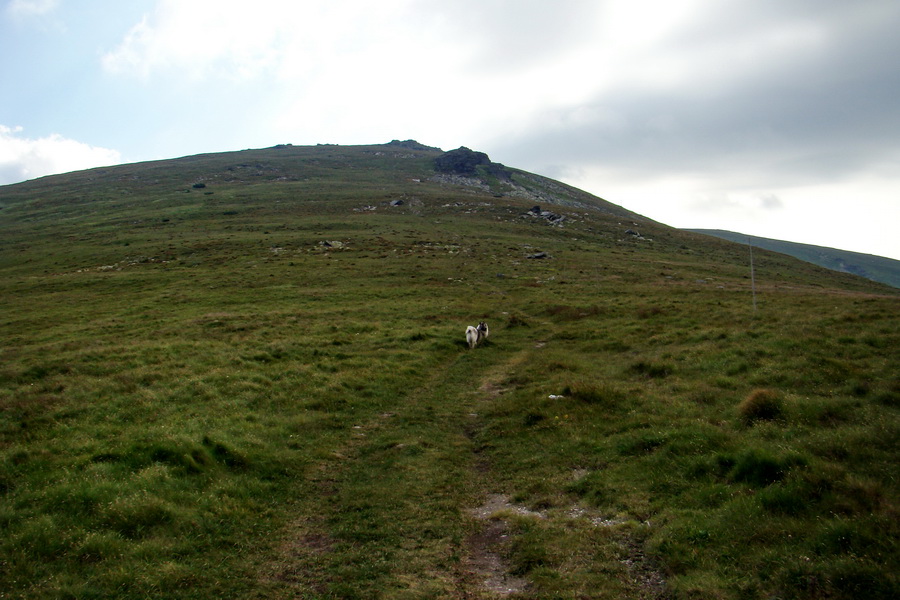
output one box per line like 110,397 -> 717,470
687,229 -> 900,289
1,142 -> 898,599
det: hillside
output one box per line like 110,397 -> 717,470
1,142 -> 897,599
686,229 -> 900,289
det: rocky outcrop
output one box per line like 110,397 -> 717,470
385,139 -> 441,152
434,147 -> 511,180
434,147 -> 492,176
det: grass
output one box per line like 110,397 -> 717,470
1,143 -> 898,598
738,388 -> 784,424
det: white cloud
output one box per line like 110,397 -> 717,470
0,125 -> 121,184
5,0 -> 59,18
555,166 -> 900,260
101,1 -> 419,81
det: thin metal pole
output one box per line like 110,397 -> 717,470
748,237 -> 757,313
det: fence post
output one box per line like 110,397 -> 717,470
748,237 -> 758,313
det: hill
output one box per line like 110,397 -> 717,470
1,142 -> 897,599
686,229 -> 900,289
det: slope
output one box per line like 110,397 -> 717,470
0,142 -> 897,599
686,228 -> 900,289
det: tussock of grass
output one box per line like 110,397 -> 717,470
628,360 -> 674,379
738,388 -> 784,423
562,379 -> 626,407
727,448 -> 806,487
544,304 -> 605,321
505,311 -> 530,327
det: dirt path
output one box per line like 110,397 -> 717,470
259,335 -> 668,598
259,341 -> 522,598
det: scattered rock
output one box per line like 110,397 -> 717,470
524,206 -> 566,225
470,494 -> 545,521
526,251 -> 550,259
624,228 -> 651,241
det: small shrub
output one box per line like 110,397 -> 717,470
846,378 -> 871,397
122,440 -> 212,474
874,386 -> 899,408
567,471 -> 611,505
202,436 -> 248,469
728,449 -> 806,487
738,388 -> 783,424
545,304 -> 604,321
103,495 -> 175,539
687,386 -> 720,405
506,312 -> 529,327
509,532 -> 549,576
523,412 -> 546,427
616,432 -> 666,456
758,482 -> 809,515
562,380 -> 625,407
629,360 -> 673,378
75,531 -> 126,564
795,397 -> 858,426
636,305 -> 665,319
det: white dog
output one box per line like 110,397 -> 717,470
466,321 -> 489,349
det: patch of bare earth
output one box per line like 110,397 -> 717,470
465,520 -> 527,597
566,507 -> 668,598
620,535 -> 669,599
260,516 -> 335,597
478,379 -> 507,399
464,494 -> 541,597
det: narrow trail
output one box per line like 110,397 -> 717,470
260,336 -> 532,598
260,328 -> 667,599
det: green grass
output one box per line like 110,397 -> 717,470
686,228 -> 900,289
1,143 -> 898,598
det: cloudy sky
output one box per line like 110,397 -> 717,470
2,0 -> 899,259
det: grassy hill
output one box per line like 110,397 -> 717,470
1,142 -> 897,599
685,229 -> 900,289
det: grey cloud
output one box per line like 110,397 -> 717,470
410,0 -> 602,71
488,1 -> 900,188
758,193 -> 784,210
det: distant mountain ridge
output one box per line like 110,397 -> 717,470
686,229 -> 900,289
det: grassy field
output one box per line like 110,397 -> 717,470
1,143 -> 897,599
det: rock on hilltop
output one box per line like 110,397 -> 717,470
434,147 -> 511,180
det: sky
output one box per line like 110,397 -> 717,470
2,0 -> 899,260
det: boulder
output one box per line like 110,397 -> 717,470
433,147 -> 491,175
